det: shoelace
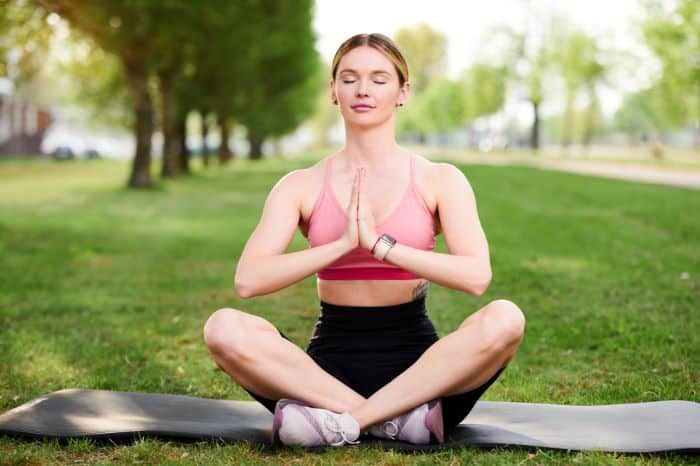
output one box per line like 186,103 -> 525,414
323,413 -> 360,446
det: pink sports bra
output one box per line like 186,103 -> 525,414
303,155 -> 436,280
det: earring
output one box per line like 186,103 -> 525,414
332,99 -> 338,105
395,103 -> 404,107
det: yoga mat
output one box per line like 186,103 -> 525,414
0,389 -> 698,454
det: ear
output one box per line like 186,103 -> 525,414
398,81 -> 410,106
329,79 -> 337,104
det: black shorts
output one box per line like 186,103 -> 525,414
244,296 -> 504,436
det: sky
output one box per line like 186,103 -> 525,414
313,0 -> 659,116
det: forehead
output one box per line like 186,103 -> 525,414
337,46 -> 395,75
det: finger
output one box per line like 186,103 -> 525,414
355,169 -> 362,215
348,171 -> 359,215
357,168 -> 365,215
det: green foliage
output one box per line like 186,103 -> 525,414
641,0 -> 700,129
0,1 -> 52,90
394,23 -> 448,94
232,0 -> 321,141
614,83 -> 681,141
306,59 -> 341,149
56,33 -> 133,129
414,79 -> 466,134
459,63 -> 507,121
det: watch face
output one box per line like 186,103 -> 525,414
381,234 -> 397,245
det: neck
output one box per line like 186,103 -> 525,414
340,119 -> 400,170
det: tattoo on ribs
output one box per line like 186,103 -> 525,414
412,281 -> 429,300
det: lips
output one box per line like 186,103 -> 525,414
351,104 -> 374,109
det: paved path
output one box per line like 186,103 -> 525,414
523,159 -> 700,190
416,148 -> 700,190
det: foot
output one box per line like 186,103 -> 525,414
272,398 -> 361,447
368,399 -> 444,444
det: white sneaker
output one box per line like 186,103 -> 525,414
272,399 -> 361,447
368,399 -> 444,444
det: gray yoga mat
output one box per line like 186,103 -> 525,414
0,389 -> 698,454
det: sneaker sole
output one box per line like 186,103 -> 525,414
425,399 -> 444,444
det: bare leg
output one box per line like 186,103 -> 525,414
203,308 -> 366,414
349,299 -> 525,430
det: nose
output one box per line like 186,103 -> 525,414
356,79 -> 369,97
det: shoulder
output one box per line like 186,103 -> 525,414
269,156 -> 327,196
269,155 -> 335,220
409,153 -> 473,206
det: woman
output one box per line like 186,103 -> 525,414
203,33 -> 525,447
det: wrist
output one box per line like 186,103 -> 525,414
334,236 -> 352,254
372,234 -> 397,261
367,234 -> 381,253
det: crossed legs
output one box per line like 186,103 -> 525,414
203,299 -> 525,432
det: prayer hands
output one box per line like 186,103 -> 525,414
342,168 -> 379,253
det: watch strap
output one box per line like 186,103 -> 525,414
372,234 -> 396,261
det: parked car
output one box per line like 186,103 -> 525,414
51,146 -> 75,160
84,148 -> 100,159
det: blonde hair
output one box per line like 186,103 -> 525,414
330,33 -> 409,87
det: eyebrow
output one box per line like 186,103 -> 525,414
338,69 -> 391,76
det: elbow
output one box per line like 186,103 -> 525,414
469,268 -> 492,296
235,281 -> 255,299
234,270 -> 256,299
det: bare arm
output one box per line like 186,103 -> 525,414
234,169 -> 357,298
379,163 -> 491,295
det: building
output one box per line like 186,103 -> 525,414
0,78 -> 54,155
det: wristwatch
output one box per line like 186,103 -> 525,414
371,234 -> 397,261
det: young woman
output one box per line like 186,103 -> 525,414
203,33 -> 525,447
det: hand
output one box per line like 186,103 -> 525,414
356,168 -> 380,251
340,170 -> 360,250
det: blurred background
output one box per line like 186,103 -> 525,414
0,0 -> 698,187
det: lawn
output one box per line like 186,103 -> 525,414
0,155 -> 698,465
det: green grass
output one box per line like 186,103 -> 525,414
0,155 -> 698,465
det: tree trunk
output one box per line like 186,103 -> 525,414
177,112 -> 190,174
249,131 -> 264,160
561,95 -> 574,153
124,61 -> 153,188
530,100 -> 540,151
582,106 -> 596,147
201,111 -> 210,167
159,71 -> 180,178
218,112 -> 232,165
582,88 -> 598,148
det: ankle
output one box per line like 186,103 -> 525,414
347,408 -> 374,432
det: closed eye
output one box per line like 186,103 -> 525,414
342,80 -> 387,85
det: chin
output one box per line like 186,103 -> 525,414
344,114 -> 392,129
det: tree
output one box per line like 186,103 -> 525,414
614,82 -> 682,144
307,60 -> 341,149
393,24 -> 448,142
394,23 -> 448,95
459,63 -> 507,122
413,79 -> 466,136
0,2 -> 52,86
38,0 -> 164,187
550,27 -> 608,150
488,14 -> 554,151
54,32 -> 132,130
232,0 -> 320,159
641,0 -> 700,148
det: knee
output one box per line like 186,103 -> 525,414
481,299 -> 525,350
202,308 -> 251,359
